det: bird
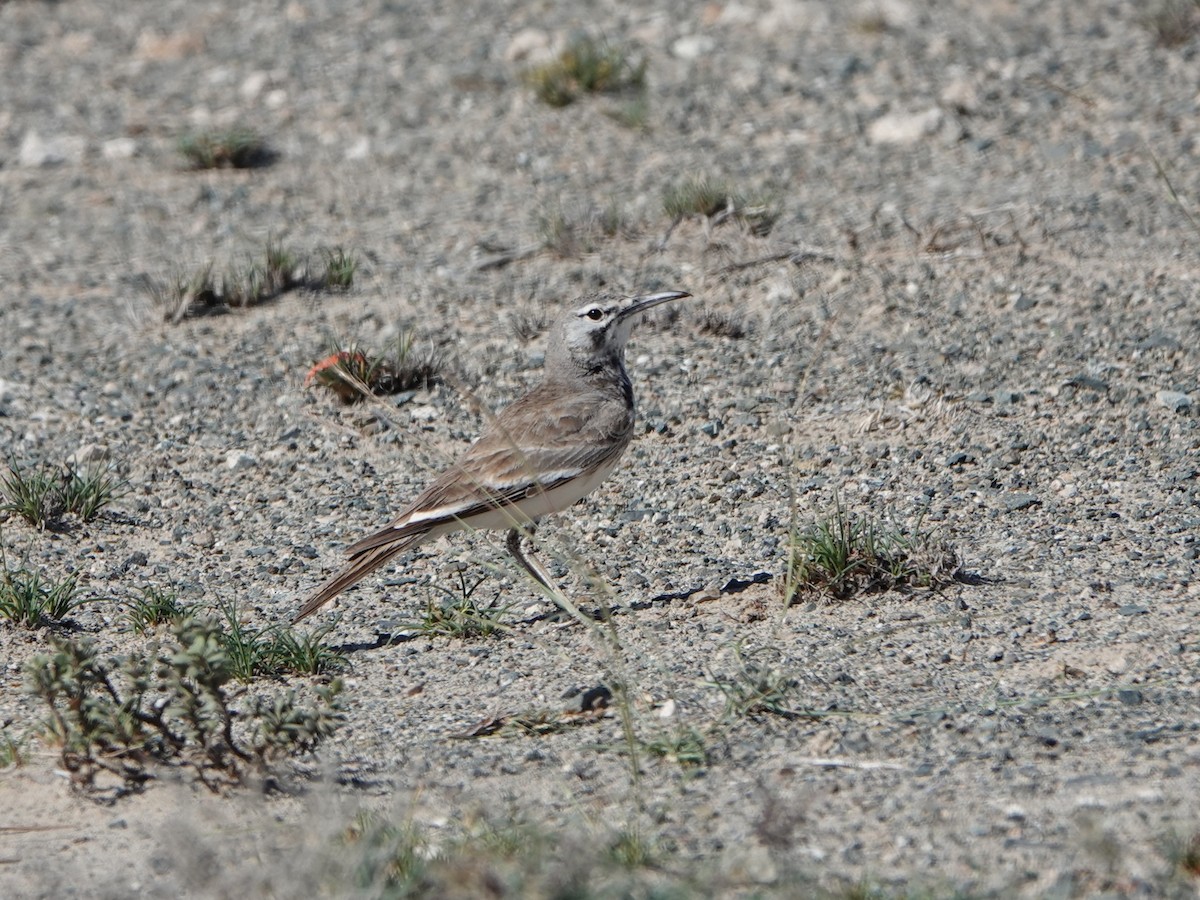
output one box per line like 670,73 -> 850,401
292,288 -> 691,623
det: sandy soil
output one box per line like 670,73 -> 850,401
2,0 -> 1199,896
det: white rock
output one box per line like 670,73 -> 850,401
671,34 -> 715,60
867,107 -> 943,145
241,71 -> 269,100
409,405 -> 439,421
1156,390 -> 1192,412
941,77 -> 980,114
18,130 -> 87,167
344,136 -> 371,161
225,450 -> 258,470
102,137 -> 138,160
657,698 -> 677,719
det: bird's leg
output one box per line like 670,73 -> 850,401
505,526 -> 555,591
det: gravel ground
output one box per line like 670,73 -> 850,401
2,0 -> 1200,896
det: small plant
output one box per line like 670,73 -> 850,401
24,619 -> 344,793
305,333 -> 444,404
1140,0 -> 1200,47
411,568 -> 510,640
698,310 -> 750,339
708,647 -> 805,721
265,621 -> 347,676
639,727 -> 710,768
608,827 -> 654,869
0,730 -> 22,768
125,586 -> 190,634
537,201 -> 628,257
387,330 -> 446,393
1,461 -> 63,528
344,812 -> 431,893
316,246 -> 358,289
0,563 -> 81,628
222,238 -> 303,309
662,175 -> 779,235
178,126 -> 273,169
159,264 -> 222,321
525,36 -> 646,107
603,94 -> 650,129
59,464 -> 127,522
785,501 -> 961,603
1164,828 -> 1200,878
217,601 -> 346,680
663,175 -> 731,220
160,240 -> 352,320
510,308 -> 548,342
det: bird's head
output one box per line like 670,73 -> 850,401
545,289 -> 691,377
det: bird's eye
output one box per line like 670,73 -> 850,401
586,308 -> 604,320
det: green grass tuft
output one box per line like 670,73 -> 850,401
0,563 -> 81,628
525,36 -> 646,107
179,126 -> 274,169
1,461 -> 63,529
217,601 -> 346,681
409,567 -> 510,639
316,246 -> 358,289
785,500 -> 961,604
708,646 -> 805,721
663,175 -> 780,235
125,586 -> 191,634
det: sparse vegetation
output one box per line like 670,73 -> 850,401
537,200 -> 628,257
509,308 -> 548,342
663,175 -> 731,219
157,241 -> 360,321
524,35 -> 646,107
0,729 -> 22,768
59,464 -> 127,523
336,810 -> 712,896
1,462 -> 62,529
638,727 -> 710,768
1,460 -> 124,529
217,602 -> 346,680
785,501 -> 961,603
178,126 -> 274,169
0,562 -> 81,628
662,175 -> 779,235
1139,0 -> 1200,47
24,618 -> 344,794
607,827 -> 655,869
1164,828 -> 1200,879
305,331 -> 444,404
698,309 -> 750,339
125,586 -> 190,634
410,567 -> 510,639
708,646 -> 806,721
316,245 -> 358,289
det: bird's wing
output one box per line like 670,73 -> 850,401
342,384 -> 633,557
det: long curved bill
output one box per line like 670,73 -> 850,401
616,290 -> 691,321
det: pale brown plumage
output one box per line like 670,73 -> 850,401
293,289 -> 689,623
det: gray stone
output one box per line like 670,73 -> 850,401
1156,390 -> 1192,412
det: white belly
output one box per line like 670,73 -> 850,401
440,456 -> 622,533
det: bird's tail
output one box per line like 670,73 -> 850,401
292,533 -> 426,623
